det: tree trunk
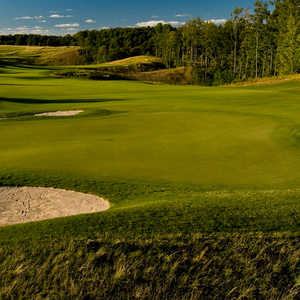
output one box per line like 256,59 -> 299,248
256,32 -> 259,79
234,40 -> 237,74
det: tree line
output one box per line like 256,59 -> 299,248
0,0 -> 299,85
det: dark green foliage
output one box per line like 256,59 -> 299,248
0,0 -> 298,85
0,34 -> 75,47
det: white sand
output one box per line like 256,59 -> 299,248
0,187 -> 109,226
35,110 -> 83,117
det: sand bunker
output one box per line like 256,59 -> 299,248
0,187 -> 109,226
35,110 -> 83,117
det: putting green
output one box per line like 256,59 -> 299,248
1,63 -> 300,239
1,66 -> 300,187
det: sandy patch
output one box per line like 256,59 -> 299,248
0,187 -> 109,226
35,110 -> 83,117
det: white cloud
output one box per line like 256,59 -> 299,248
136,20 -> 185,27
101,26 -> 110,30
49,14 -> 72,18
55,23 -> 79,28
15,16 -> 44,20
3,26 -> 52,35
66,9 -> 73,12
50,14 -> 63,18
15,16 -> 33,20
206,19 -> 227,24
175,14 -> 191,18
16,26 -> 29,31
85,19 -> 96,23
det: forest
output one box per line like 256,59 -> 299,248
0,0 -> 299,85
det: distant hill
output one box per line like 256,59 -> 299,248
0,45 -> 87,66
71,55 -> 166,71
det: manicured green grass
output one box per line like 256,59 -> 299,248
1,67 -> 300,186
1,63 -> 300,242
2,51 -> 300,299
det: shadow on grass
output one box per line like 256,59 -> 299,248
0,97 -> 125,104
0,83 -> 56,87
0,108 -> 125,120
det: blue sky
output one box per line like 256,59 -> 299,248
0,0 -> 255,35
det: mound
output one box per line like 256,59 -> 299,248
36,47 -> 87,66
0,45 -> 87,66
0,187 -> 109,226
67,55 -> 166,71
131,66 -> 192,84
104,55 -> 163,66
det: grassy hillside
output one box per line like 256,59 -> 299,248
0,45 -> 86,66
1,53 -> 300,298
55,55 -> 167,80
131,66 -> 192,84
83,55 -> 164,68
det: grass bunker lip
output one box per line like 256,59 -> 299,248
0,186 -> 109,226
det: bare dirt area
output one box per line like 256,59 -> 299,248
0,187 -> 109,226
35,110 -> 84,117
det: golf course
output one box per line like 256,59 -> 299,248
1,45 -> 300,298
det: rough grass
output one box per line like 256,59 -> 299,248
70,55 -> 164,69
57,55 -> 167,80
1,233 -> 300,299
103,55 -> 163,67
0,45 -> 86,66
228,74 -> 300,87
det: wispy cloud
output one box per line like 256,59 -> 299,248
175,13 -> 191,18
66,9 -> 73,12
206,19 -> 227,24
85,19 -> 96,23
49,14 -> 72,19
3,26 -> 52,35
15,16 -> 44,20
15,16 -> 33,20
54,23 -> 79,28
136,20 -> 185,27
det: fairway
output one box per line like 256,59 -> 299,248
1,65 -> 300,187
1,63 -> 300,241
